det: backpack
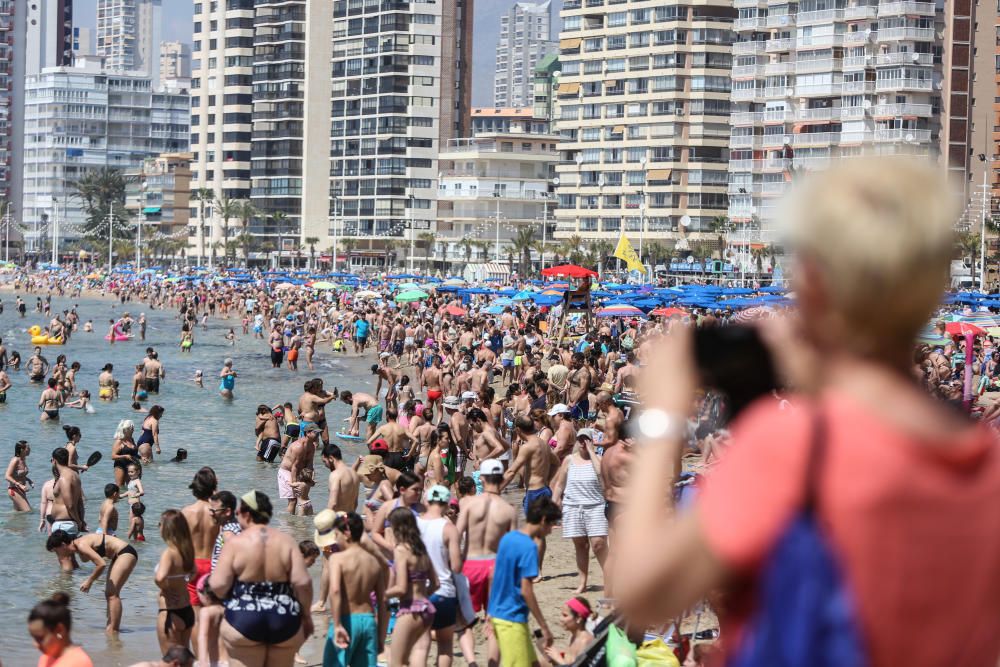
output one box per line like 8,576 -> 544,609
728,413 -> 867,667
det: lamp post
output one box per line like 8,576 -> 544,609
330,195 -> 339,273
136,176 -> 147,271
107,201 -> 114,269
493,191 -> 502,261
638,156 -> 647,276
408,194 -> 415,273
2,201 -> 11,262
978,154 -> 994,290
50,196 -> 59,265
540,189 -> 552,272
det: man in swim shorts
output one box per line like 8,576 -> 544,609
181,467 -> 220,622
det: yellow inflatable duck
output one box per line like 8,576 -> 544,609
29,325 -> 64,345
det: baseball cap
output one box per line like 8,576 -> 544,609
548,403 -> 571,416
369,438 -> 389,455
303,423 -> 322,435
461,391 -> 477,401
479,459 -> 504,476
576,428 -> 599,441
313,509 -> 340,548
425,484 -> 451,504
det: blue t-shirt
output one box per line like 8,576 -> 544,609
355,320 -> 370,338
487,530 -> 539,624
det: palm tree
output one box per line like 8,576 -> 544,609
418,232 -> 436,272
460,237 -> 474,265
235,199 -> 258,265
271,211 -> 288,269
511,227 -> 536,275
71,167 -> 132,242
750,246 -> 767,276
214,196 -> 240,266
560,234 -> 585,265
472,240 -> 491,262
956,231 -> 981,286
191,187 -> 215,266
304,236 -> 320,270
340,237 -> 357,270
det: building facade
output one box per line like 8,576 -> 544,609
728,0 -> 944,237
437,110 -> 557,271
73,26 -> 95,58
20,58 -> 189,253
159,40 -> 192,83
126,152 -> 193,242
554,1 -> 736,251
189,0 -> 255,263
326,0 -> 472,270
97,0 -> 162,84
532,52 -> 560,121
494,1 -> 556,109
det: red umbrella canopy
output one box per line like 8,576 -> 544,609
945,321 -> 986,337
445,304 -> 467,317
540,264 -> 599,278
650,307 -> 689,318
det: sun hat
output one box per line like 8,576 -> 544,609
313,509 -> 341,548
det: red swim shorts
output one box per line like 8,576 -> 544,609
187,558 -> 212,607
462,557 -> 494,612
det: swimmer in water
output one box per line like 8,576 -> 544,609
218,359 -> 237,399
193,370 -> 203,388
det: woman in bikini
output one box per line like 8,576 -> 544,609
98,363 -> 116,401
385,507 -> 439,667
137,405 -> 164,462
45,529 -> 138,634
111,420 -> 139,488
154,509 -> 196,654
5,440 -> 31,511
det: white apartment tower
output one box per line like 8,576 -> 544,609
554,1 -> 737,247
494,1 -> 556,108
728,0 -> 944,235
159,41 -> 192,83
97,0 -> 163,85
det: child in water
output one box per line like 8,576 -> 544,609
97,484 -> 120,536
128,501 -> 145,541
180,330 -> 194,352
193,369 -> 204,388
225,328 -> 236,346
126,463 -> 144,507
65,389 -> 94,413
83,319 -> 93,332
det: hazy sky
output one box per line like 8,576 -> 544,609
71,0 -> 556,106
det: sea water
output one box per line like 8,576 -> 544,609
0,294 -> 375,665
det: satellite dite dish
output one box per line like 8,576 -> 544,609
552,177 -> 560,186
686,256 -> 695,263
680,215 -> 692,227
905,133 -> 914,142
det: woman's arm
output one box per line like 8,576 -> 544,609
4,458 -> 22,489
78,541 -> 106,593
550,459 -> 570,506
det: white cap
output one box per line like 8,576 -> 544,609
548,403 -> 571,416
443,396 -> 461,409
479,459 -> 504,475
461,391 -> 478,401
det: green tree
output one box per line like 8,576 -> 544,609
71,168 -> 132,243
236,199 -> 258,264
956,231 -> 981,287
304,236 -> 320,270
418,232 -> 436,272
512,227 -> 537,275
271,211 -> 288,269
460,237 -> 474,265
191,187 -> 215,265
215,196 -> 240,266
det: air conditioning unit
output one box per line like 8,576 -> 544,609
674,107 -> 684,116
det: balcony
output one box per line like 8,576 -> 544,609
735,0 -> 765,6
796,58 -> 841,74
732,64 -> 765,78
765,37 -> 794,52
732,111 -> 763,125
877,2 -> 936,17
735,17 -> 765,31
872,102 -> 933,117
732,88 -> 760,101
796,107 -> 835,122
842,80 -> 874,94
765,61 -> 795,76
733,41 -> 765,55
795,82 -> 843,97
842,55 -> 870,70
730,134 -> 763,148
798,33 -> 844,49
797,9 -> 843,25
875,77 -> 932,92
840,106 -> 865,120
873,128 -> 932,143
793,132 -> 838,146
765,13 -> 796,28
844,30 -> 874,44
876,52 -> 933,66
764,108 -> 793,122
877,27 -> 936,42
845,5 -> 878,20
762,133 -> 787,148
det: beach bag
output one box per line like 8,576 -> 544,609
728,413 -> 867,667
606,623 -> 638,667
636,638 -> 679,666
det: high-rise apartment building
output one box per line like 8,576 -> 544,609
189,0 -> 255,263
326,0 -> 472,269
21,57 -> 188,254
159,40 -> 192,83
97,0 -> 162,85
532,52 -> 560,121
494,2 -> 556,108
24,0 -> 73,75
728,0 -> 944,237
73,26 -> 95,58
554,1 -> 736,248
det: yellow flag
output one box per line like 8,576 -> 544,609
613,234 -> 646,273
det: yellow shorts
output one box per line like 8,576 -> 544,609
99,387 -> 113,399
514,355 -> 523,367
491,618 -> 535,667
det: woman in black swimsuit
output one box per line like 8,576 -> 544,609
45,529 -> 138,634
136,405 -> 164,462
155,509 -> 196,654
111,419 -> 139,487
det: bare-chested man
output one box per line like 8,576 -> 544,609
27,347 -> 49,382
50,447 -> 86,559
366,408 -> 411,471
340,390 -> 381,439
322,443 -> 360,513
566,352 -> 593,421
372,359 -> 400,412
324,512 -> 388,667
142,350 -> 164,393
598,435 -> 632,596
595,391 -> 625,446
423,355 -> 444,423
180,466 -> 221,642
467,408 -> 508,470
503,416 -> 559,572
456,459 -> 516,665
279,424 -> 320,513
298,378 -> 336,445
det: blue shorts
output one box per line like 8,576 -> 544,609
429,594 -> 458,630
523,486 -> 552,514
323,613 -> 377,667
570,399 -> 589,421
502,358 -> 513,368
366,404 -> 384,425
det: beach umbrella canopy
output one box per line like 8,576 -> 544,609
512,290 -> 535,301
945,321 -> 986,337
540,264 -> 598,279
916,324 -> 951,347
596,304 -> 644,318
355,290 -> 381,299
443,278 -> 466,287
650,307 -> 689,318
483,305 -> 505,315
733,306 -> 775,323
960,313 -> 1000,329
396,282 -> 422,291
395,289 -> 429,303
310,281 -> 337,290
274,282 -> 297,290
445,305 -> 467,317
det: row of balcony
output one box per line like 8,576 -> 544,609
734,1 -> 934,24
735,28 -> 936,54
729,127 -> 932,150
732,102 -> 932,126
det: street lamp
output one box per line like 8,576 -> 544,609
493,191 -> 503,262
330,195 -> 339,273
638,155 -> 647,276
978,153 -> 995,290
2,201 -> 12,262
407,193 -> 416,273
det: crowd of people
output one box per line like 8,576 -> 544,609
6,158 -> 1000,667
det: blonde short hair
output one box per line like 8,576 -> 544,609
781,158 -> 957,355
